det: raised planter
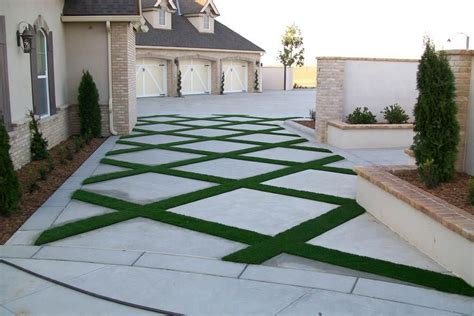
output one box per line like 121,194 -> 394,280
327,120 -> 414,149
355,165 -> 474,286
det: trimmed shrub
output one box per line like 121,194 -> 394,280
220,72 -> 225,95
309,109 -> 316,120
413,39 -> 459,187
254,70 -> 259,91
468,178 -> 474,206
29,111 -> 49,161
0,121 -> 21,216
177,70 -> 183,97
346,107 -> 377,124
381,104 -> 410,124
78,71 -> 101,139
418,158 -> 438,189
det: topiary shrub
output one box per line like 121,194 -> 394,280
413,39 -> 459,187
0,121 -> 21,216
220,72 -> 225,95
78,70 -> 101,139
468,178 -> 474,206
177,70 -> 183,97
381,103 -> 410,124
346,107 -> 377,124
254,70 -> 260,91
29,111 -> 49,161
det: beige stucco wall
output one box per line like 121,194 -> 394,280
64,23 -> 109,105
262,66 -> 294,90
343,60 -> 418,121
0,0 -> 68,124
136,47 -> 261,95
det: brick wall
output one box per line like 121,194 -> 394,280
443,50 -> 474,172
315,58 -> 345,142
111,22 -> 136,135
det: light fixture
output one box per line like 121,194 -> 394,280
447,32 -> 470,50
174,58 -> 179,66
16,22 -> 34,53
255,60 -> 260,67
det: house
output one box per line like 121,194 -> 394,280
136,0 -> 265,96
0,0 -> 264,170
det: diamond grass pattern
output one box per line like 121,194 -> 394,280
34,114 -> 474,297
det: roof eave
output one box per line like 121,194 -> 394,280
137,44 -> 265,54
61,15 -> 144,22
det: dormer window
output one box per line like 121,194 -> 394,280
158,8 -> 166,26
203,15 -> 210,30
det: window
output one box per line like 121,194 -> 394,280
158,9 -> 166,26
203,15 -> 210,29
36,29 -> 50,118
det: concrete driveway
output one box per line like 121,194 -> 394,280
0,92 -> 471,315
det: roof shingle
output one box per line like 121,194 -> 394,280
63,0 -> 139,16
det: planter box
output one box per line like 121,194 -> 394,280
327,121 -> 414,149
355,165 -> 474,286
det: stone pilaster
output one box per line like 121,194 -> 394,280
443,50 -> 474,173
110,22 -> 137,135
315,58 -> 345,142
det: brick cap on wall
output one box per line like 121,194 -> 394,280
440,50 -> 474,56
316,56 -> 419,62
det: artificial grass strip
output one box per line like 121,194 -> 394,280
316,166 -> 357,176
286,243 -> 474,297
35,211 -> 138,245
82,168 -> 150,185
288,145 -> 333,153
72,190 -> 143,212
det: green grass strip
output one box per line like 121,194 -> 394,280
72,190 -> 143,212
315,165 -> 356,175
286,243 -> 474,297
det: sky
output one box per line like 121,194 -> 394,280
215,0 -> 474,65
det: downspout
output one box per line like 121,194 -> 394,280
106,21 -> 118,135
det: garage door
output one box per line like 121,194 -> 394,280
222,60 -> 248,93
136,58 -> 167,98
181,59 -> 211,95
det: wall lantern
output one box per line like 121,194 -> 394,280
174,58 -> 179,66
17,22 -> 34,53
255,61 -> 260,67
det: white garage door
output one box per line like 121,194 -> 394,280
181,59 -> 211,95
136,58 -> 167,98
223,60 -> 248,93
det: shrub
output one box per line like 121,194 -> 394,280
418,158 -> 438,189
346,107 -> 377,124
413,39 -> 459,187
78,70 -> 101,139
74,136 -> 84,153
468,178 -> 474,206
39,166 -> 48,181
177,70 -> 182,97
66,145 -> 74,161
27,169 -> 39,193
381,104 -> 410,124
28,111 -> 49,161
254,70 -> 260,91
220,72 -> 225,95
58,147 -> 67,165
309,109 -> 316,120
0,121 -> 21,216
47,155 -> 54,172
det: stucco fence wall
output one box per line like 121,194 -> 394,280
136,48 -> 262,96
262,66 -> 294,90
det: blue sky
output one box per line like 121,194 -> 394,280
216,0 -> 474,65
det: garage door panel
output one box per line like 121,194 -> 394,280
181,59 -> 211,95
223,61 -> 247,93
136,58 -> 167,98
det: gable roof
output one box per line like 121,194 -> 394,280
63,0 -> 140,16
178,0 -> 218,16
136,14 -> 264,52
142,0 -> 177,11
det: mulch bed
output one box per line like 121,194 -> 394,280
294,120 -> 315,129
394,169 -> 474,215
0,137 -> 106,244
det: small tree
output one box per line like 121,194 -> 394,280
254,70 -> 260,92
78,71 -> 101,139
29,111 -> 49,161
0,121 -> 21,216
412,39 -> 459,187
278,24 -> 305,90
177,70 -> 183,97
220,72 -> 225,95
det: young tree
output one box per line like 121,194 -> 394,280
78,71 -> 101,139
0,121 -> 21,216
278,24 -> 305,90
412,39 -> 459,187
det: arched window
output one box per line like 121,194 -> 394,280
36,29 -> 49,117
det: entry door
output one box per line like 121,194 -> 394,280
181,59 -> 211,95
136,58 -> 167,98
223,61 -> 248,93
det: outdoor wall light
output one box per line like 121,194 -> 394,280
17,22 -> 34,53
174,58 -> 179,66
447,32 -> 470,50
256,61 -> 260,67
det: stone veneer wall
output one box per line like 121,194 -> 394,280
111,22 -> 137,135
443,50 -> 474,173
136,48 -> 261,97
315,58 -> 345,142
